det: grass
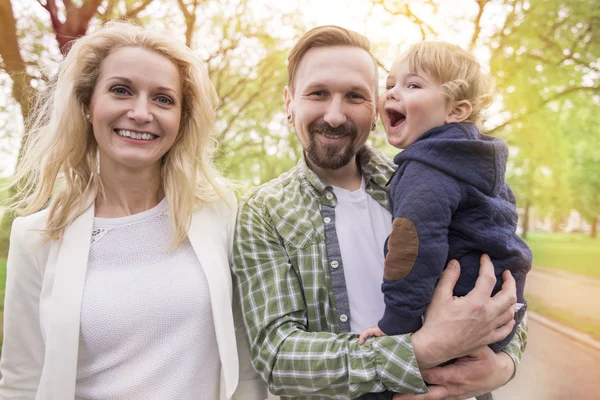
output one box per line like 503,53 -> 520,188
524,232 -> 600,279
527,294 -> 600,342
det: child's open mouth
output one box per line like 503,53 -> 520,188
387,110 -> 406,127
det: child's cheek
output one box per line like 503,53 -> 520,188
376,93 -> 386,117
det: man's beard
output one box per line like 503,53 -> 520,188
305,120 -> 359,170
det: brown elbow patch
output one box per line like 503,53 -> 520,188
384,218 -> 419,280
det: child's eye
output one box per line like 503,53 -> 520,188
110,86 -> 131,96
407,83 -> 421,89
386,84 -> 395,90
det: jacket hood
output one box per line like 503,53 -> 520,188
393,123 -> 508,196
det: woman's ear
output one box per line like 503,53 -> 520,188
445,100 -> 473,123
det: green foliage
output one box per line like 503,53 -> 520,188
489,0 -> 599,225
525,232 -> 600,279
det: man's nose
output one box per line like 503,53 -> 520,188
127,97 -> 153,123
323,97 -> 346,128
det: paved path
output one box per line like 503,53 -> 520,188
526,266 -> 600,324
495,317 -> 600,399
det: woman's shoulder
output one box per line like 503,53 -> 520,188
12,209 -> 50,237
9,209 -> 52,258
196,186 -> 237,219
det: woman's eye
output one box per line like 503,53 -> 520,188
111,86 -> 130,95
156,95 -> 174,105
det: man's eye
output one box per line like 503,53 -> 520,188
310,91 -> 326,97
156,95 -> 174,105
110,86 -> 130,95
349,93 -> 365,100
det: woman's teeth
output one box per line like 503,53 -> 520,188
115,129 -> 157,141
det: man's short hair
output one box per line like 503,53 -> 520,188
287,25 -> 379,97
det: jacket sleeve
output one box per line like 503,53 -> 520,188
231,295 -> 268,400
0,217 -> 46,399
231,196 -> 429,398
225,190 -> 268,400
379,161 -> 463,335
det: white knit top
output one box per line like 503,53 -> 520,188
75,199 -> 220,399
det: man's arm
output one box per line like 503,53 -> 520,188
393,320 -> 528,400
231,196 -> 428,398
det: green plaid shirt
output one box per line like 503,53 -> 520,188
232,146 -> 528,399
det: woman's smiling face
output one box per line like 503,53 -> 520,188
89,46 -> 183,172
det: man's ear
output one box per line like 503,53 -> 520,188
445,100 -> 473,123
284,86 -> 293,123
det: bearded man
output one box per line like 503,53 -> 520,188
232,25 -> 526,400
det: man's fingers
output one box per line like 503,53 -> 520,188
494,306 -> 516,329
392,385 -> 450,400
491,270 -> 517,312
432,259 -> 460,301
489,319 -> 515,344
468,254 -> 497,301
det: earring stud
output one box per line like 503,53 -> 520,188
287,115 -> 292,122
85,114 -> 91,121
372,122 -> 377,130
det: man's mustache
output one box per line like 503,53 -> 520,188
308,120 -> 357,138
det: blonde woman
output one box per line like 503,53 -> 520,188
0,22 -> 266,400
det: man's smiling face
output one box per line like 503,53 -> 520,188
285,46 -> 377,170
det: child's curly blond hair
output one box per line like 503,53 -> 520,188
403,41 -> 493,127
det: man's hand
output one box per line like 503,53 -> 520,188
392,346 -> 515,400
411,255 -> 517,368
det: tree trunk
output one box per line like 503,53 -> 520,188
521,200 -> 531,240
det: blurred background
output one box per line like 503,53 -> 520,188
0,0 -> 598,398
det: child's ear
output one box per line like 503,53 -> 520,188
445,100 -> 473,123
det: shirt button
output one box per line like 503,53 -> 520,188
331,260 -> 339,269
339,314 -> 348,323
325,192 -> 334,200
323,217 -> 331,224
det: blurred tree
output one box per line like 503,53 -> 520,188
489,0 -> 599,234
175,0 -> 304,184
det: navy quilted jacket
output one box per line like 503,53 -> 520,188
379,122 -> 532,336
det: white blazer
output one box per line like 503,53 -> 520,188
0,192 -> 267,400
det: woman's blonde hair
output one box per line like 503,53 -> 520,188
403,41 -> 493,126
10,21 -> 225,247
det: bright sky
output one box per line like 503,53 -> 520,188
0,0 -> 509,176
